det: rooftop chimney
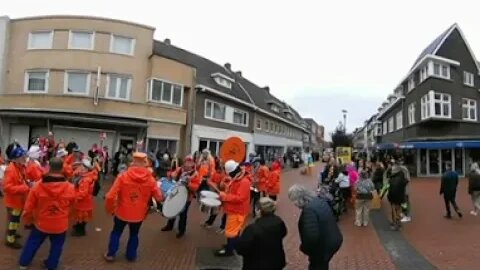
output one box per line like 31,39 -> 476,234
224,63 -> 231,70
264,86 -> 270,92
235,71 -> 242,77
164,38 -> 171,45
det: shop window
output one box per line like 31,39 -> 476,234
147,138 -> 177,155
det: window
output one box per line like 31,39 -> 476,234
149,79 -> 183,106
214,77 -> 232,89
396,111 -> 403,130
107,74 -> 131,100
432,62 -> 450,79
264,120 -> 268,130
24,71 -> 48,93
64,72 -> 90,95
233,109 -> 248,126
408,103 -> 416,125
68,31 -> 94,50
147,138 -> 177,155
199,139 -> 224,157
388,117 -> 394,133
271,104 -> 280,113
270,122 -> 274,132
462,98 -> 477,121
420,65 -> 428,82
28,31 -> 53,49
256,119 -> 261,129
464,71 -> 474,87
205,100 -> 226,120
408,76 -> 415,92
421,94 -> 430,119
382,121 -> 387,135
110,35 -> 135,55
433,92 -> 451,118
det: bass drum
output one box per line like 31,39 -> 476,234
162,184 -> 189,218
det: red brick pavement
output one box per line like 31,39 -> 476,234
399,178 -> 480,270
0,164 -> 394,270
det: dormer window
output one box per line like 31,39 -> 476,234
285,113 -> 293,120
271,104 -> 280,113
211,72 -> 234,89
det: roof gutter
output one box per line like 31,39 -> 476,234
197,84 -> 308,132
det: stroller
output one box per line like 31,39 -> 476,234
317,183 -> 343,222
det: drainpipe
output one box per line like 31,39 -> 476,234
185,70 -> 197,156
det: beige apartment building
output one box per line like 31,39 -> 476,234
0,15 -> 195,156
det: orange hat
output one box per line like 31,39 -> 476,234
132,152 -> 148,166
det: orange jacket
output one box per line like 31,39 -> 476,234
22,174 -> 76,234
220,173 -> 251,216
256,165 -> 270,192
198,158 -> 215,180
63,154 -> 75,179
267,169 -> 281,195
105,166 -> 163,223
209,171 -> 225,186
187,173 -> 201,201
73,170 -> 95,211
26,160 -> 44,183
3,162 -> 29,209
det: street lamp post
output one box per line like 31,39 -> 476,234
342,109 -> 348,132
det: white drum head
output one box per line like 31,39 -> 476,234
200,198 -> 222,207
162,185 -> 188,218
200,190 -> 219,199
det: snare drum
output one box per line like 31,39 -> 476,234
200,190 -> 219,199
156,178 -> 189,218
199,197 -> 222,216
158,178 -> 176,197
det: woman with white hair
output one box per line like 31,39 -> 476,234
288,184 -> 343,270
468,163 -> 480,216
236,197 -> 287,270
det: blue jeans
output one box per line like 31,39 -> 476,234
107,216 -> 143,261
166,200 -> 191,233
19,227 -> 66,270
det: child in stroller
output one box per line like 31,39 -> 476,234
317,182 -> 344,222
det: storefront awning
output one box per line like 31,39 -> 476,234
377,140 -> 480,150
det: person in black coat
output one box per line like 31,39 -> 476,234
288,184 -> 343,270
236,197 -> 287,270
156,153 -> 171,178
440,162 -> 463,219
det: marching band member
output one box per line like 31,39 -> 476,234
63,146 -> 82,181
104,152 -> 163,262
243,161 -> 260,217
215,160 -> 251,257
3,142 -> 29,249
267,160 -> 282,201
255,159 -> 270,197
71,158 -> 95,237
161,155 -> 201,238
197,149 -> 215,193
19,158 -> 76,270
26,145 -> 45,183
202,161 -> 226,228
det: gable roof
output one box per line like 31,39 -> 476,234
410,24 -> 454,70
410,23 -> 480,73
153,40 -> 253,104
153,40 -> 307,131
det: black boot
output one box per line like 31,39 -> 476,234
161,219 -> 175,232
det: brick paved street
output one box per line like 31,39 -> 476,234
1,165 -> 479,270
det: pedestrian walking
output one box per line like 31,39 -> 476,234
288,184 -> 343,270
334,165 -> 350,213
372,161 -> 385,194
468,163 -> 480,216
387,160 -> 408,231
236,197 -> 287,270
19,158 -> 76,270
354,170 -> 375,227
440,162 -> 463,219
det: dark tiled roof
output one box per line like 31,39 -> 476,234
153,40 -> 305,128
410,24 -> 455,70
153,41 -> 252,104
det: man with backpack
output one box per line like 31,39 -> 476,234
387,160 -> 408,231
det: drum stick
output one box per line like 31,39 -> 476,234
207,181 -> 221,193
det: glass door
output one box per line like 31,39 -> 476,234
419,149 -> 427,176
454,148 -> 464,175
428,149 -> 440,175
441,149 -> 453,174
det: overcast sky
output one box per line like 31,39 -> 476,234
4,0 -> 480,137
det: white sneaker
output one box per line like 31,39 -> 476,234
401,216 -> 411,223
470,210 -> 478,216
